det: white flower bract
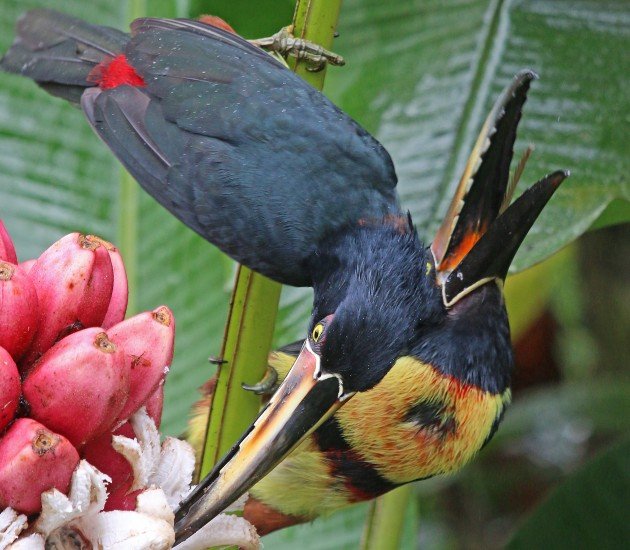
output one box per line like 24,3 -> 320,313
2,408 -> 260,549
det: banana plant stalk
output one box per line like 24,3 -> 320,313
362,485 -> 413,550
199,0 -> 344,477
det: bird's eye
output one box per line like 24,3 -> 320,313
311,323 -> 324,342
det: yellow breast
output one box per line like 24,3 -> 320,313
251,356 -> 509,519
336,356 -> 510,483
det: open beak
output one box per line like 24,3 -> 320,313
431,69 -> 569,306
432,70 -> 538,277
441,169 -> 568,305
174,341 -> 347,544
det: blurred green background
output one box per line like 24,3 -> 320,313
0,0 -> 628,548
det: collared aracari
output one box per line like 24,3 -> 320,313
1,9 -> 568,544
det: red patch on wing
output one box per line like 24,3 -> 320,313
88,55 -> 146,89
198,14 -> 237,34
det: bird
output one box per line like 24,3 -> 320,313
1,9 -> 568,544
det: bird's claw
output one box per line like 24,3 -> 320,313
241,366 -> 279,395
250,26 -> 345,72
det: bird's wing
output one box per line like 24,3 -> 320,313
82,18 -> 400,286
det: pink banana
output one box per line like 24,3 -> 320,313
145,382 -> 165,428
0,261 -> 39,361
0,347 -> 20,432
108,306 -> 175,422
104,482 -> 142,511
89,236 -> 128,329
82,422 -> 135,510
0,220 -> 17,264
23,233 -> 114,368
82,386 -> 164,503
82,387 -> 165,507
18,258 -> 36,274
23,328 -> 130,447
0,418 -> 79,514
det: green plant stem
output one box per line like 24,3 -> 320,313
200,267 -> 281,473
361,485 -> 413,550
199,0 -> 343,476
290,0 -> 343,86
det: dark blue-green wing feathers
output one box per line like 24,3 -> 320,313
83,18 -> 401,285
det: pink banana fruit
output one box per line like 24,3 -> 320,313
88,236 -> 128,329
23,233 -> 114,368
0,220 -> 17,264
82,422 -> 135,510
0,261 -> 39,361
104,481 -> 142,511
0,347 -> 20,432
108,306 -> 175,422
0,418 -> 79,514
82,387 -> 165,509
81,421 -> 148,512
19,258 -> 36,274
145,382 -> 165,428
23,328 -> 130,447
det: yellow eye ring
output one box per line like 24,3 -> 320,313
311,323 -> 324,342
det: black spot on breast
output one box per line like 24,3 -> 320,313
404,399 -> 457,439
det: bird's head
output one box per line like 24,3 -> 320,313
174,70 -> 568,543
306,220 -> 444,394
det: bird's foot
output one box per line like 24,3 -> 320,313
250,26 -> 345,72
241,365 -> 279,395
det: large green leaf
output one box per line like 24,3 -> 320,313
264,494 -> 420,550
327,0 -> 629,264
508,437 -> 630,549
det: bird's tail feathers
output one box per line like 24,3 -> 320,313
0,9 -> 128,104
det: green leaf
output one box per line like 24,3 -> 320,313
265,502 -> 371,550
189,0 -> 294,38
324,0 -> 630,270
507,437 -> 630,549
265,489 -> 420,549
493,380 -> 630,447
